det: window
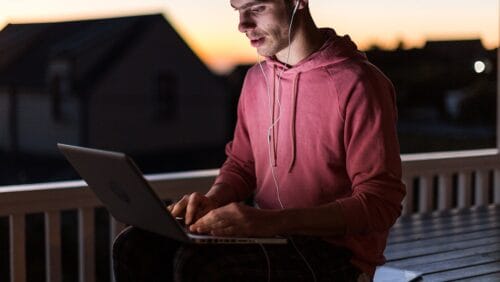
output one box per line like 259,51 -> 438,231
50,75 -> 62,121
48,59 -> 72,122
156,72 -> 178,120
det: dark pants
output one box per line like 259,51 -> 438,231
113,226 -> 361,282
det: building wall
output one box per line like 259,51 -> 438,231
16,91 -> 80,155
0,91 -> 9,150
88,17 -> 230,154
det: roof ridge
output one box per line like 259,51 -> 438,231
78,17 -> 156,95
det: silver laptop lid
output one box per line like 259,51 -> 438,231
57,143 -> 190,243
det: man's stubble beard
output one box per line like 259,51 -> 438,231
257,30 -> 290,58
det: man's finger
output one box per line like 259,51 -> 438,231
185,193 -> 202,225
171,196 -> 189,217
190,210 -> 225,233
189,211 -> 211,232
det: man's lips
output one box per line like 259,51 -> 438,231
250,37 -> 265,47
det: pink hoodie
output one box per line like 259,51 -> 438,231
214,29 -> 405,277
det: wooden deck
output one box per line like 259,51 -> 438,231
383,204 -> 500,281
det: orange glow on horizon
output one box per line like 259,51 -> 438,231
198,33 -> 498,74
0,1 -> 498,74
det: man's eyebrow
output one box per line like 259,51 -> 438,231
231,0 -> 270,11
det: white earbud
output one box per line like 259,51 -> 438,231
292,0 -> 300,16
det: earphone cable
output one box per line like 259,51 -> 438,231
257,2 -> 317,281
259,243 -> 271,282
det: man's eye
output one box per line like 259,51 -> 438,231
251,6 -> 265,13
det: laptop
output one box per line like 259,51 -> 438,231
57,143 -> 287,244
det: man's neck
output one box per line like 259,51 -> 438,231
275,13 -> 324,66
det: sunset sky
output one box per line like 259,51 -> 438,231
0,0 -> 498,74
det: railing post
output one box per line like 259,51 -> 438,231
474,170 -> 489,206
402,176 -> 414,215
494,169 -> 500,205
44,211 -> 62,282
496,47 -> 500,201
78,208 -> 95,282
438,173 -> 453,210
419,175 -> 434,213
9,214 -> 26,282
109,217 -> 126,282
458,171 -> 472,208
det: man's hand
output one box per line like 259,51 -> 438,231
167,193 -> 219,225
189,203 -> 280,237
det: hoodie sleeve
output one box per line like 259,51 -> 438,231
335,63 -> 406,235
213,75 -> 257,202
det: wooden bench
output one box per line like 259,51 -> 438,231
379,204 -> 500,281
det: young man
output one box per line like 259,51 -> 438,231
113,0 -> 405,281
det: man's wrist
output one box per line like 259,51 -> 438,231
205,194 -> 223,208
205,183 -> 236,208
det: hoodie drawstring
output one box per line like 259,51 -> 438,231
288,72 -> 300,172
271,65 -> 277,167
269,66 -> 300,172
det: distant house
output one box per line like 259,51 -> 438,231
366,39 -> 497,122
0,14 -> 230,156
423,39 -> 488,60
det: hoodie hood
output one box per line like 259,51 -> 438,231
265,28 -> 367,74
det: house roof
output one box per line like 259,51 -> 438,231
423,39 -> 487,58
0,14 -> 166,91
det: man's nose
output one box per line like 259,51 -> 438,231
238,13 -> 256,33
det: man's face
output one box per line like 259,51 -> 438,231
230,0 -> 292,57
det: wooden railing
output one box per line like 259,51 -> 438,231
0,170 -> 217,282
401,149 -> 500,215
1,150 -> 500,282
